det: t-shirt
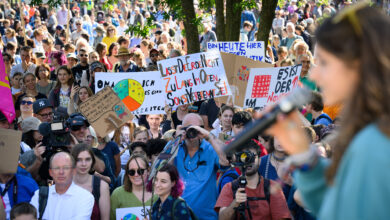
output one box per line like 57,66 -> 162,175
110,186 -> 157,220
71,64 -> 90,85
215,178 -> 291,220
100,141 -> 120,175
199,99 -> 220,128
59,88 -> 70,108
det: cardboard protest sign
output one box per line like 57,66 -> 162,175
0,128 -> 22,173
79,87 -> 133,137
244,65 -> 302,110
95,72 -> 166,115
116,206 -> 150,220
157,51 -> 231,107
207,41 -> 265,61
215,52 -> 273,107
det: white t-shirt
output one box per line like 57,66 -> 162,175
0,183 -> 11,220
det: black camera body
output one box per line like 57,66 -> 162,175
181,126 -> 200,139
40,115 -> 71,148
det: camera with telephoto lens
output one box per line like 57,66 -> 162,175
181,126 -> 200,139
229,150 -> 256,168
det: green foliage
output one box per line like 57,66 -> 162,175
30,0 -> 62,7
102,0 -> 118,10
126,17 -> 156,38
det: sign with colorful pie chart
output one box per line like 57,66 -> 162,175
113,79 -> 145,111
95,71 -> 166,115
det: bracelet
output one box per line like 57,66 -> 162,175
284,144 -> 319,171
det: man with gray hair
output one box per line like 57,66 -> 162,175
174,113 -> 228,220
30,152 -> 94,220
280,22 -> 303,49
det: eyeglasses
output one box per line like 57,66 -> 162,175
51,166 -> 73,172
38,112 -> 54,118
79,54 -> 88,57
21,101 -> 33,105
127,169 -> 145,176
71,125 -> 87,131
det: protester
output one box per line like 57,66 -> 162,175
10,203 -> 37,220
110,154 -> 156,220
67,86 -> 93,114
149,164 -> 193,219
48,65 -> 74,109
30,152 -> 94,219
71,144 -> 110,220
267,5 -> 390,219
34,64 -> 56,96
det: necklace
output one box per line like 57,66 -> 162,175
272,152 -> 286,161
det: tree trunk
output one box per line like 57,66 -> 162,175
257,0 -> 278,54
215,0 -> 226,41
180,0 -> 200,54
225,0 -> 242,41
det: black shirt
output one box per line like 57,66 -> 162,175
199,99 -> 220,127
71,63 -> 90,85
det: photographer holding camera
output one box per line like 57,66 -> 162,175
174,113 -> 229,220
215,140 -> 291,220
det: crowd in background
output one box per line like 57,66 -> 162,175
0,0 -> 363,219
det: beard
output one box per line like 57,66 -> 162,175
245,163 -> 259,176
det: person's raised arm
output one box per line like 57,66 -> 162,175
190,125 -> 229,166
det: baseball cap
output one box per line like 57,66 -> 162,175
67,53 -> 78,60
67,113 -> 90,130
33,99 -> 53,114
21,117 -> 41,133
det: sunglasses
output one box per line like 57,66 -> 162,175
21,101 -> 33,105
79,54 -> 88,57
71,125 -> 87,131
150,53 -> 159,58
76,23 -> 82,26
128,169 -> 145,176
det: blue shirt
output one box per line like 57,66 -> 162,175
0,174 -> 38,207
295,124 -> 390,219
313,113 -> 332,127
174,139 -> 220,220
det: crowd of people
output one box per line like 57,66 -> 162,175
1,0 -> 390,220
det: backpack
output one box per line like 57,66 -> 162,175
38,186 -> 49,220
217,171 -> 239,195
172,197 -> 198,220
313,114 -> 333,125
231,177 -> 270,203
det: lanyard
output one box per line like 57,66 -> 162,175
0,176 -> 18,204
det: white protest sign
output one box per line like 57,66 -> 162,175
116,206 -> 150,220
207,41 -> 265,61
244,65 -> 302,110
157,51 -> 231,107
95,72 -> 166,115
